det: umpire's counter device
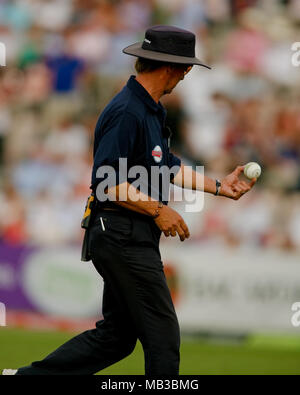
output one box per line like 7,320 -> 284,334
81,193 -> 96,262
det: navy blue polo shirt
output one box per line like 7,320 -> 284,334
91,75 -> 181,205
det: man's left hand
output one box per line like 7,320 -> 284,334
219,165 -> 256,200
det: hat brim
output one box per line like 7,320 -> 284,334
123,42 -> 211,69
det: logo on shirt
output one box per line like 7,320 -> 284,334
152,145 -> 163,163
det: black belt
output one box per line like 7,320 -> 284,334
94,200 -> 124,213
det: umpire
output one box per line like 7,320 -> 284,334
12,26 -> 256,376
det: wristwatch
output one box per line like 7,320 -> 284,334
215,180 -> 222,196
152,201 -> 164,219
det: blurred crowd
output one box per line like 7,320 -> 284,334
0,0 -> 299,252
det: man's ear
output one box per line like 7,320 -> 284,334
158,66 -> 170,80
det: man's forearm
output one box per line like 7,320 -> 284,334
106,182 -> 162,217
172,163 -> 217,195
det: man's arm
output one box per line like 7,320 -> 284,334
106,182 -> 190,241
172,163 -> 256,200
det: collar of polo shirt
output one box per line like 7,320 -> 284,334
127,75 -> 162,113
127,75 -> 167,126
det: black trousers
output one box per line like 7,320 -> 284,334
16,209 -> 180,375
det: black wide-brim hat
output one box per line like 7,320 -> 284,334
123,25 -> 211,69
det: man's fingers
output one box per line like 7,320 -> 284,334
239,181 -> 252,194
240,181 -> 250,189
177,228 -> 186,241
173,221 -> 190,242
233,180 -> 254,194
233,165 -> 245,177
179,220 -> 190,239
163,226 -> 186,241
220,169 -> 257,201
160,214 -> 190,241
232,184 -> 244,194
170,227 -> 177,237
249,178 -> 257,188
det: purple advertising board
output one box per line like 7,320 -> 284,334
0,242 -> 36,311
0,242 -> 102,319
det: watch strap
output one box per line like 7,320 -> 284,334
215,180 -> 222,196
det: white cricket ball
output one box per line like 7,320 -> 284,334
244,162 -> 261,179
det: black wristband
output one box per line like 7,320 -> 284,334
215,180 -> 221,196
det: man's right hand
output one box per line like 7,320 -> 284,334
107,183 -> 190,241
154,205 -> 190,242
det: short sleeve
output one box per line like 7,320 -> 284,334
93,111 -> 140,187
168,151 -> 181,181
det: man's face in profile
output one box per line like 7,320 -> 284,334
164,65 -> 193,95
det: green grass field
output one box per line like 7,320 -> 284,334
1,328 -> 300,375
